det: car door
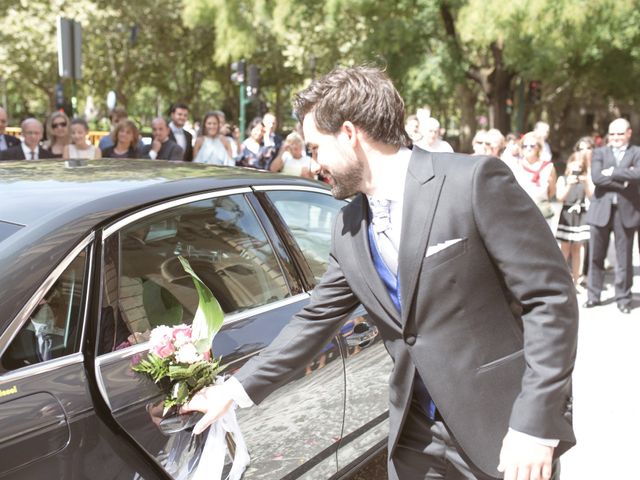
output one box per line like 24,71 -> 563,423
257,186 -> 393,475
92,188 -> 346,479
0,238 -> 156,479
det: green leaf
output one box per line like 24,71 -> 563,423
178,256 -> 224,353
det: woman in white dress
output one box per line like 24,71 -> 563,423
63,118 -> 101,159
269,132 -> 314,178
193,112 -> 233,166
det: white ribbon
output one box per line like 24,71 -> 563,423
190,403 -> 250,480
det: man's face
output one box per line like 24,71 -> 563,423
22,121 -> 43,149
171,108 -> 189,128
0,109 -> 7,133
608,120 -> 631,149
152,120 -> 170,142
263,114 -> 276,134
302,114 -> 364,200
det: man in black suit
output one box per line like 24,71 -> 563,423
0,107 -> 20,152
183,67 -> 578,480
585,118 -> 640,314
168,102 -> 193,162
0,118 -> 54,161
143,118 -> 184,161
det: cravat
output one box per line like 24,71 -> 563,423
369,197 -> 398,275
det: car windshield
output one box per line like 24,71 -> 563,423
0,220 -> 24,242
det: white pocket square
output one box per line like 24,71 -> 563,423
426,238 -> 464,257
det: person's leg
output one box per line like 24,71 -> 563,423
612,210 -> 634,307
587,223 -> 611,303
570,242 -> 582,285
390,402 -> 477,480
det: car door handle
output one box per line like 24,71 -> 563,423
345,322 -> 378,348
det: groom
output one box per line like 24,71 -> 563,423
184,67 -> 578,480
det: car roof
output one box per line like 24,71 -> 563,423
0,159 -> 327,328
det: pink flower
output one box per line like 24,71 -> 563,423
203,350 -> 212,361
153,342 -> 175,359
172,325 -> 193,348
149,325 -> 173,350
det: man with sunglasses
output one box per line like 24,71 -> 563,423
0,118 -> 54,161
585,118 -> 640,314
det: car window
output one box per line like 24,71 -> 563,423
266,190 -> 346,283
0,248 -> 87,373
99,193 -> 291,352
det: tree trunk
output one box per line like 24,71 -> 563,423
487,42 -> 514,134
457,82 -> 477,153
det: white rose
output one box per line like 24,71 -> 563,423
149,325 -> 173,350
174,343 -> 202,364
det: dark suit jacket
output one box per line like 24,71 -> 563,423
235,150 -> 578,477
586,144 -> 640,228
142,139 -> 184,161
0,133 -> 20,151
0,145 -> 55,161
169,129 -> 193,162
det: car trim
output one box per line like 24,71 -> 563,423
94,292 -> 311,367
0,233 -> 95,361
252,185 -> 332,195
102,187 -> 253,239
0,352 -> 84,382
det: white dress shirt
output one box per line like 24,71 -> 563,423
21,142 -> 39,160
170,122 -> 187,151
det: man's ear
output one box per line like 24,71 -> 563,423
340,121 -> 359,148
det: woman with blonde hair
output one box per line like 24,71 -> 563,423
44,111 -> 71,158
269,132 -> 314,178
509,131 -> 557,226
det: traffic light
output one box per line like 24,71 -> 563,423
231,60 -> 245,84
247,64 -> 259,101
55,82 -> 65,110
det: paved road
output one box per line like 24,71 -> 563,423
352,260 -> 640,480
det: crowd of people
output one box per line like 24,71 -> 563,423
1,101 -> 638,312
405,112 -> 639,313
0,104 -> 315,179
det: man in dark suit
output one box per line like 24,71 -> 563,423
584,118 -> 640,314
0,118 -> 54,161
168,102 -> 193,162
0,107 -> 20,152
184,67 -> 578,480
142,117 -> 184,161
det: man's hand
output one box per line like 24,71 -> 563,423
181,385 -> 233,435
151,138 -> 162,153
601,166 -> 614,176
497,431 -> 554,480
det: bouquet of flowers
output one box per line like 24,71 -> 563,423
132,256 -> 225,415
132,256 -> 250,480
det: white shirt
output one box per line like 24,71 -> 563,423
21,142 -> 39,160
169,122 -> 187,151
417,138 -> 454,153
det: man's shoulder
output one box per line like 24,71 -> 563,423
1,145 -> 23,160
4,134 -> 20,146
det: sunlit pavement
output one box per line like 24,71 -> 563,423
561,257 -> 640,479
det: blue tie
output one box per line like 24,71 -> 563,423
367,219 -> 436,420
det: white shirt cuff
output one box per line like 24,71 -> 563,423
221,376 -> 255,408
509,428 -> 559,447
148,150 -> 158,160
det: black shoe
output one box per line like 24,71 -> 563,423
618,304 -> 631,314
583,300 -> 601,308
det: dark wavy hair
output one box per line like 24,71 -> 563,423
293,66 -> 411,148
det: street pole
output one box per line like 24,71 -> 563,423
239,81 -> 246,142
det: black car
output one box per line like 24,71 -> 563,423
0,159 -> 390,479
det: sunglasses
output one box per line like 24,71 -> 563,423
474,141 -> 491,146
577,146 -> 592,151
522,144 -> 538,149
52,122 -> 67,128
608,132 -> 625,136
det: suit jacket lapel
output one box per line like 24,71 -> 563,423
348,195 -> 402,323
398,149 -> 444,325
